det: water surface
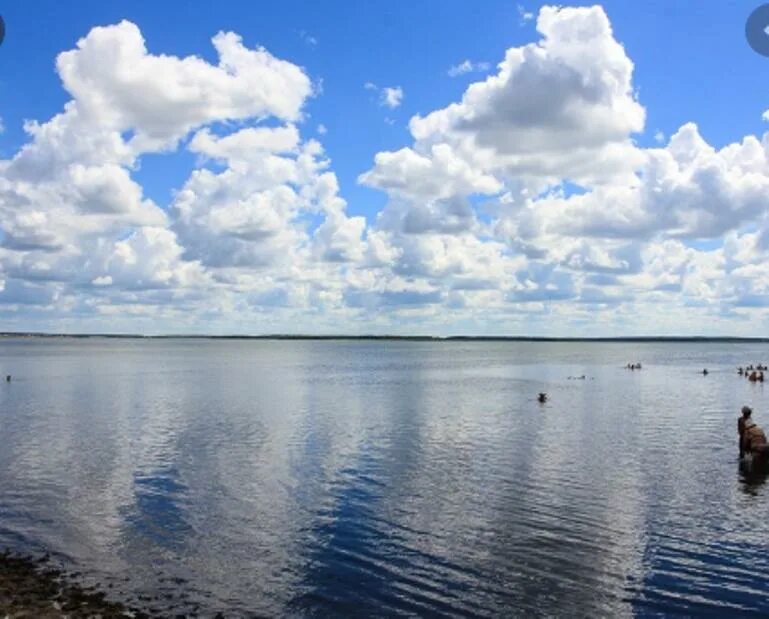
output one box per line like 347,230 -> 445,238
0,339 -> 767,616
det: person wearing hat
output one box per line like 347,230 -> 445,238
740,406 -> 768,460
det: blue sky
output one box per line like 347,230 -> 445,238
0,1 -> 768,335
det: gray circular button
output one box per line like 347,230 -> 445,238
747,4 -> 769,56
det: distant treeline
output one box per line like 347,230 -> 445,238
2,332 -> 769,343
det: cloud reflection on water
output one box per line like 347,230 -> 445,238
0,339 -> 768,615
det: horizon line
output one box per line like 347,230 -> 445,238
2,332 -> 769,343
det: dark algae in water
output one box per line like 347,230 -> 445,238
0,550 -> 146,618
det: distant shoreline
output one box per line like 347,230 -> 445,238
2,332 -> 769,343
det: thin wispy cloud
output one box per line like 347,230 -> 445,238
447,60 -> 491,77
381,86 -> 403,109
364,83 -> 404,109
517,4 -> 534,24
299,29 -> 318,46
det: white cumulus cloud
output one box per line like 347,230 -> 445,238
4,6 -> 769,335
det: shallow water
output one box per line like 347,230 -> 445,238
0,338 -> 768,616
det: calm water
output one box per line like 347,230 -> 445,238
0,339 -> 768,616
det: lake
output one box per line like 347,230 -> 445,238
0,338 -> 767,616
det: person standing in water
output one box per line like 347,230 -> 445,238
739,406 -> 751,458
740,406 -> 768,459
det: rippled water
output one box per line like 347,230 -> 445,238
0,338 -> 768,616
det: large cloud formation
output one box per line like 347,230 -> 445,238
1,7 -> 768,335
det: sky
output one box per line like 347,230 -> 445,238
0,1 -> 768,336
